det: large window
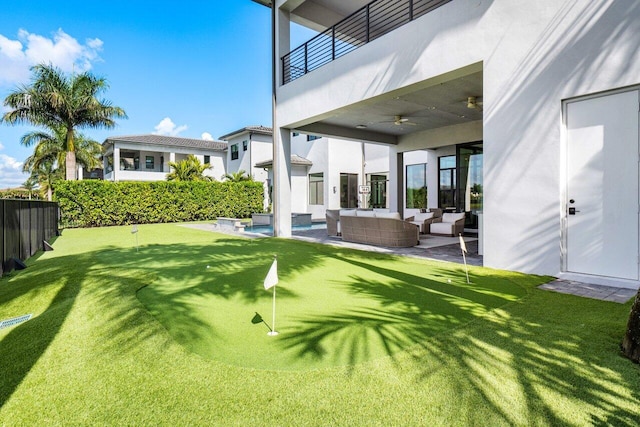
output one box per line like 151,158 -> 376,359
243,140 -> 248,151
369,174 -> 387,208
309,173 -> 324,205
307,135 -> 321,141
438,156 -> 456,209
120,151 -> 139,171
458,143 -> 483,228
204,155 -> 210,164
436,143 -> 483,229
406,163 -> 427,209
340,173 -> 358,208
231,144 -> 239,160
145,156 -> 155,170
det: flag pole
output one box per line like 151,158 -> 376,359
264,255 -> 279,336
269,284 -> 278,336
459,233 -> 470,284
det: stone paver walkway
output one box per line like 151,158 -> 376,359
539,279 -> 637,304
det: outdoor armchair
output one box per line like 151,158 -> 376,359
429,212 -> 466,236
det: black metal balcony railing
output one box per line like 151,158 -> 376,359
281,0 -> 452,85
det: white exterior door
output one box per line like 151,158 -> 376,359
566,90 -> 639,280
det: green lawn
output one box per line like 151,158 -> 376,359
0,223 -> 638,426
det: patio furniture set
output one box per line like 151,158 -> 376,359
325,208 -> 466,248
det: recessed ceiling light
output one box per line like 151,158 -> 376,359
356,124 -> 367,129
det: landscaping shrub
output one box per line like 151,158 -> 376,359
0,189 -> 43,200
54,180 -> 264,227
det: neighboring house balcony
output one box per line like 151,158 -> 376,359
102,134 -> 227,182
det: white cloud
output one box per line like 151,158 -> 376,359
201,132 -> 213,141
0,28 -> 103,87
153,117 -> 188,137
0,142 -> 4,151
0,153 -> 26,188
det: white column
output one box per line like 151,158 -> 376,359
272,5 -> 291,237
77,165 -> 83,180
273,127 -> 291,237
388,145 -> 400,213
113,146 -> 120,182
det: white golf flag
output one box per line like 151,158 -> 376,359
264,258 -> 278,290
459,234 -> 467,254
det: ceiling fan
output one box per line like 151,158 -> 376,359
466,96 -> 483,111
381,115 -> 418,126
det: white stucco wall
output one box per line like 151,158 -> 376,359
291,165 -> 309,214
273,0 -> 640,280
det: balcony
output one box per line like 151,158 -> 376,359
281,0 -> 452,84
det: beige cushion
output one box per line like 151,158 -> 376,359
376,212 -> 401,220
430,222 -> 453,234
414,212 -> 435,221
442,212 -> 465,223
357,210 -> 376,218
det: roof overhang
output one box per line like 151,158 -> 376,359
219,126 -> 273,141
250,0 -> 272,7
256,154 -> 312,169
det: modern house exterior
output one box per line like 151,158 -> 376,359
253,0 -> 640,290
218,126 -> 274,182
102,134 -> 227,181
252,131 -> 392,219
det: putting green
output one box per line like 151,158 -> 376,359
137,234 -> 529,371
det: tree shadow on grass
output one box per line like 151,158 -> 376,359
404,293 -> 640,425
277,253 -> 528,369
0,233 -> 331,406
1,227 -> 638,422
0,275 -> 77,407
274,251 -> 639,423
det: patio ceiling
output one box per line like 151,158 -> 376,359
293,70 -> 483,144
287,0 -> 371,31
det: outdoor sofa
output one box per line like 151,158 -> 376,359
327,209 -> 419,247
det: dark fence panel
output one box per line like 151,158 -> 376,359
4,200 -> 21,273
30,202 -> 41,258
20,202 -> 31,260
0,199 -> 59,276
0,203 -> 4,277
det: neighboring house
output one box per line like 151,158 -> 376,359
102,134 -> 227,181
227,128 -> 394,220
218,126 -> 273,181
254,0 -> 640,290
80,168 -> 103,180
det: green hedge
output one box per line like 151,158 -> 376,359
0,189 -> 43,200
55,180 -> 265,227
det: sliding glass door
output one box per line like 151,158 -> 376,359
457,143 -> 483,229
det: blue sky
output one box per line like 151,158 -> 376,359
0,1 -> 315,188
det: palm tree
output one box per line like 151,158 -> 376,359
1,64 -> 126,180
166,155 -> 213,181
22,176 -> 37,200
223,170 -> 253,182
21,126 -> 103,179
27,159 -> 62,201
